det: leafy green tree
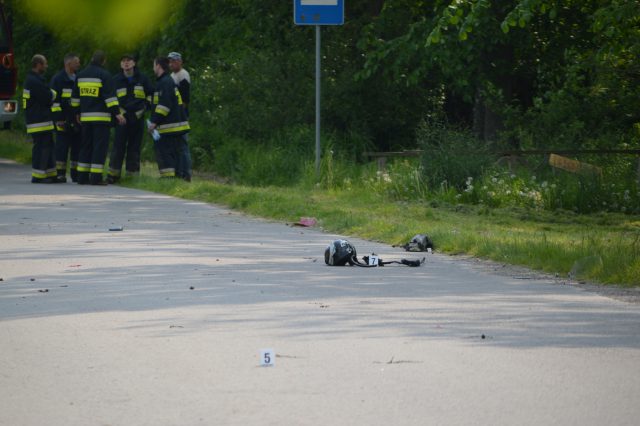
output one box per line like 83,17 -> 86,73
359,0 -> 639,149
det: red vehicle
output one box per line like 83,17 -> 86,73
0,0 -> 17,129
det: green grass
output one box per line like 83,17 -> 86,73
2,130 -> 638,287
0,130 -> 32,163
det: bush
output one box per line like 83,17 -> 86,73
454,168 -> 640,215
417,118 -> 495,191
359,160 -> 428,201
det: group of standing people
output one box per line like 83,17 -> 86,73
22,50 -> 192,185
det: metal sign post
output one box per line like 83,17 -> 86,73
315,25 -> 321,177
294,0 -> 344,177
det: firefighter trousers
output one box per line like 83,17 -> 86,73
31,132 -> 57,182
109,118 -> 144,179
154,134 -> 185,178
55,129 -> 81,181
78,123 -> 110,185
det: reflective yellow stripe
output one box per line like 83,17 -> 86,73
22,89 -> 30,109
158,124 -> 190,134
77,78 -> 102,87
157,121 -> 190,134
50,89 -> 57,101
105,97 -> 119,108
155,105 -> 170,116
27,121 -> 55,133
32,169 -> 48,178
62,89 -> 72,98
51,103 -> 62,112
70,98 -> 80,107
80,112 -> 111,122
90,164 -> 104,173
77,163 -> 91,172
117,88 -> 127,97
81,116 -> 111,122
134,88 -> 146,99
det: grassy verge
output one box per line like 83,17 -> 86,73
2,131 -> 638,287
0,130 -> 32,164
119,166 -> 639,287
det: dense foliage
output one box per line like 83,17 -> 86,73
5,0 -> 640,213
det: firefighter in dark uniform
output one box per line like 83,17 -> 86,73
73,50 -> 125,185
107,53 -> 154,183
168,51 -> 192,181
50,53 -> 81,182
148,56 -> 190,178
23,54 -> 63,183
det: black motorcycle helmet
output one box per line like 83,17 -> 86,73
325,239 -> 357,266
405,234 -> 434,252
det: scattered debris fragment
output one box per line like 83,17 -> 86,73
109,226 -> 124,232
373,357 -> 423,365
189,286 -> 195,290
293,217 -> 317,227
37,289 -> 49,293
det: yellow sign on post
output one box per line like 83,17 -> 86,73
549,153 -> 602,177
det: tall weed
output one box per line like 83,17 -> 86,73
416,118 -> 494,190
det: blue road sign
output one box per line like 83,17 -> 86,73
294,0 -> 344,26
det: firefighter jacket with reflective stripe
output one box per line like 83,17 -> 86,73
50,69 -> 78,132
149,72 -> 190,136
23,70 -> 56,134
113,68 -> 154,123
73,64 -> 120,124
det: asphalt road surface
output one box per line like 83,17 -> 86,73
1,158 -> 639,426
